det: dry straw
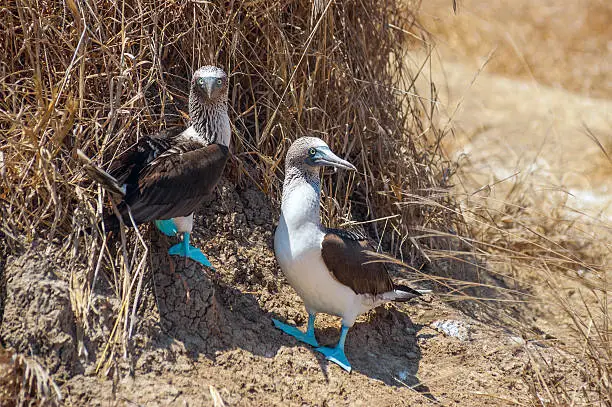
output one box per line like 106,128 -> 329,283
0,0 -> 461,385
0,0 -> 456,259
1,0 -> 610,404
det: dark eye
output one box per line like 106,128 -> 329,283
308,147 -> 316,157
216,78 -> 223,86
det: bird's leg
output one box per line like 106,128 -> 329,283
316,325 -> 352,372
305,313 -> 317,340
272,312 -> 319,347
182,233 -> 190,268
168,232 -> 214,269
155,219 -> 178,236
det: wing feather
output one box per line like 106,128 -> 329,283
103,138 -> 229,227
321,229 -> 394,296
108,127 -> 181,185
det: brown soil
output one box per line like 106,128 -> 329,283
1,177 -> 588,406
2,1 -> 608,404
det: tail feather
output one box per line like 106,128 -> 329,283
76,149 -> 126,197
389,283 -> 430,302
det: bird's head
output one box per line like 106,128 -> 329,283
191,65 -> 228,103
286,137 -> 357,173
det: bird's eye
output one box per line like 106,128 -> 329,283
308,147 -> 317,157
216,78 -> 223,86
197,78 -> 204,85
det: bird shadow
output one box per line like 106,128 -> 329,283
135,181 -> 435,399
275,305 -> 437,400
143,243 -> 434,400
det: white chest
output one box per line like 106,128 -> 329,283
173,213 -> 194,233
273,183 -> 370,324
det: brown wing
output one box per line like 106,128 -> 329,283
321,229 -> 394,296
110,142 -> 229,226
109,127 -> 181,185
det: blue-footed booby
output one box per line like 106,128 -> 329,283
78,65 -> 231,267
273,137 -> 423,372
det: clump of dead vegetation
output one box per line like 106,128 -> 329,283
0,347 -> 62,406
0,0 -> 459,398
0,0 -> 455,258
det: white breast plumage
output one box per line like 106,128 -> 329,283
274,184 -> 371,325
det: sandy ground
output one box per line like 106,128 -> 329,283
423,55 -> 612,220
416,0 -> 611,223
1,177 -> 588,406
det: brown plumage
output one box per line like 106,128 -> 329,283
79,65 -> 231,233
321,228 -> 421,298
103,138 -> 229,231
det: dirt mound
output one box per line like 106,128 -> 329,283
0,178 -> 590,406
1,251 -> 80,378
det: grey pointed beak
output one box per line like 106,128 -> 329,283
317,148 -> 357,171
205,78 -> 215,99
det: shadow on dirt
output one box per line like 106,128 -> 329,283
138,177 -> 437,398
150,251 -> 434,398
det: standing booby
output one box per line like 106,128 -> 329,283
78,65 -> 231,267
273,137 -> 423,372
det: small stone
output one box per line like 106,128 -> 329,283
509,336 -> 526,345
430,319 -> 471,341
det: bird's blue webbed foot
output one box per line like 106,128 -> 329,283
316,325 -> 352,372
168,232 -> 213,268
155,219 -> 178,236
272,313 -> 319,347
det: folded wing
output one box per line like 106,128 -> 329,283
321,228 -> 395,296
103,131 -> 229,228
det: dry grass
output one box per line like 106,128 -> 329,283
0,0 -> 456,255
2,0 -> 609,404
0,346 -> 62,406
455,167 -> 611,403
0,0 -> 463,391
415,0 -> 612,403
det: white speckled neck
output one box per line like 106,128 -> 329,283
281,167 -> 321,230
188,95 -> 231,147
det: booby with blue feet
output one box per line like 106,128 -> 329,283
78,65 -> 231,268
273,137 -> 424,372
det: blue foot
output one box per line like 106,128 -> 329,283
168,232 -> 213,268
155,219 -> 178,236
316,345 -> 352,372
272,315 -> 319,347
315,325 -> 352,372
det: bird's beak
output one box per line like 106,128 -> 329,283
317,148 -> 357,171
205,78 -> 215,99
198,77 -> 215,99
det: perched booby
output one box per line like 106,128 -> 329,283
273,137 -> 423,372
78,65 -> 231,267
